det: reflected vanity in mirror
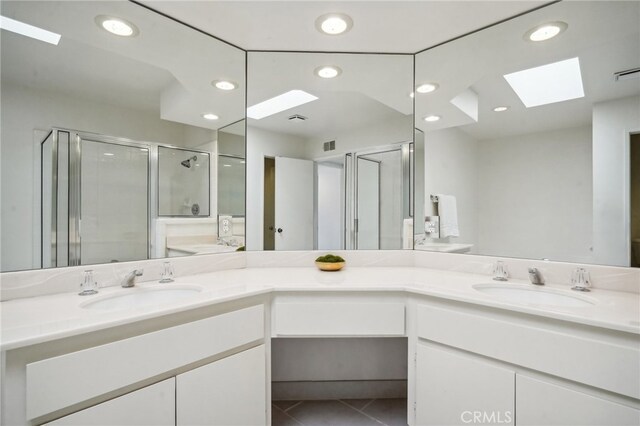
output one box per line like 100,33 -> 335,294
0,1 -> 246,271
414,1 -> 640,267
246,52 -> 414,251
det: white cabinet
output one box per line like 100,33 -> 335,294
516,375 -> 640,426
45,379 -> 175,426
177,345 -> 267,426
415,342 -> 514,426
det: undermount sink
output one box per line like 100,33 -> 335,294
81,285 -> 203,311
472,283 -> 596,308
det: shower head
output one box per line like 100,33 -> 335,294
180,155 -> 197,168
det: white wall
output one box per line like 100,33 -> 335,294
477,125 -> 593,263
592,95 -> 640,266
423,127 -> 479,249
317,163 -> 343,250
305,115 -> 413,160
0,83 -> 215,271
245,126 -> 308,250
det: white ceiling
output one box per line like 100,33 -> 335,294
1,1 -> 246,131
414,0 -> 640,139
247,51 -> 412,139
141,0 -> 547,53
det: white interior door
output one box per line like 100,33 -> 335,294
275,156 -> 314,250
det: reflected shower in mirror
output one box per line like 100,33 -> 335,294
0,1 -> 246,271
414,1 -> 640,266
158,147 -> 211,217
246,52 -> 413,251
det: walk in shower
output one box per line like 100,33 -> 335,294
317,142 -> 413,250
41,129 -> 210,268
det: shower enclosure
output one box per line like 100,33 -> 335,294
317,142 -> 413,250
41,129 -> 211,268
157,146 -> 210,217
41,129 -> 150,268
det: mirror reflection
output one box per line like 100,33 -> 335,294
246,52 -> 413,251
414,1 -> 640,266
0,1 -> 246,271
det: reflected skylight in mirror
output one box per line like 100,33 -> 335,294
247,90 -> 318,120
504,57 -> 585,108
0,15 -> 60,45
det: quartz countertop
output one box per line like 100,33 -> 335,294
2,266 -> 639,351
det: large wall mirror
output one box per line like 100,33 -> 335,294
0,1 -> 246,272
245,52 -> 414,251
415,1 -> 640,267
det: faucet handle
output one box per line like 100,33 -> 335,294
79,270 -> 99,296
492,261 -> 508,281
571,267 -> 591,292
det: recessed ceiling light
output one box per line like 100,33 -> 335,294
103,152 -> 115,156
315,13 -> 353,35
315,66 -> 342,79
202,113 -> 219,120
416,83 -> 439,94
0,15 -> 61,45
504,57 -> 584,108
247,90 -> 318,120
525,21 -> 567,42
95,15 -> 138,37
240,160 -> 246,164
423,115 -> 441,122
409,92 -> 415,98
493,106 -> 509,112
213,80 -> 237,91
223,164 -> 231,167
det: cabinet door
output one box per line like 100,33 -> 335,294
517,374 -> 640,426
46,379 -> 175,426
415,343 -> 514,426
177,345 -> 266,426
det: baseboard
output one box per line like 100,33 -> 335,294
272,379 -> 407,400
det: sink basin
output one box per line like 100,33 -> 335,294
472,283 -> 596,308
81,285 -> 203,311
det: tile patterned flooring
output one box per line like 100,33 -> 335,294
272,399 -> 407,426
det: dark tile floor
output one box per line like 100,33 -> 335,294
272,399 -> 407,426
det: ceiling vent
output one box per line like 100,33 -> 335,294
288,114 -> 308,121
614,67 -> 640,82
323,140 -> 336,152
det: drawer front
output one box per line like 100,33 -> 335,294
45,379 -> 175,426
417,304 -> 640,399
274,302 -> 405,336
27,304 -> 264,420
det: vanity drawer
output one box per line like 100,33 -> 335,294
274,301 -> 405,336
26,304 -> 264,420
417,303 -> 640,399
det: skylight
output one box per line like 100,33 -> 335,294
247,90 -> 318,120
0,15 -> 61,45
503,57 -> 585,108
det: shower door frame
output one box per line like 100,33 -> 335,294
343,140 -> 413,250
41,128 -> 153,267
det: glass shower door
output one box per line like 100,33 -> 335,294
355,148 -> 406,250
80,138 -> 149,264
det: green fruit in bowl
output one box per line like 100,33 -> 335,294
315,254 -> 345,263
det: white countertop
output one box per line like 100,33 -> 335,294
1,266 -> 639,351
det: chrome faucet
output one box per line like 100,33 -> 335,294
528,267 -> 545,285
121,269 -> 143,288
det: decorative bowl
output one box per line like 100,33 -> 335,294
315,261 -> 345,272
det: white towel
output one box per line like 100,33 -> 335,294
437,194 -> 459,238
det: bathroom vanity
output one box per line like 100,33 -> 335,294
1,251 -> 638,426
